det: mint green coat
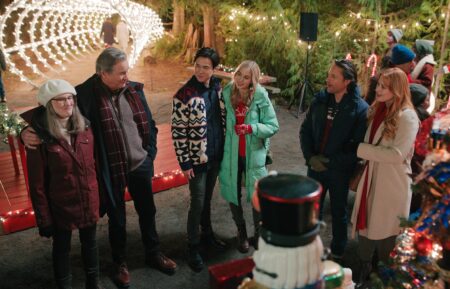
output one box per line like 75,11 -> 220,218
219,83 -> 279,205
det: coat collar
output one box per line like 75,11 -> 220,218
187,75 -> 221,94
316,86 -> 362,106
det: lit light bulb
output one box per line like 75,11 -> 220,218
0,0 -> 164,86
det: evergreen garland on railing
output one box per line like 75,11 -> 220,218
0,104 -> 26,144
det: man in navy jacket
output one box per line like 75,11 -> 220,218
300,59 -> 368,261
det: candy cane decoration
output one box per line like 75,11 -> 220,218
366,53 -> 378,77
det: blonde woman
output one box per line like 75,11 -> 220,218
219,61 -> 279,253
351,68 -> 419,284
25,80 -> 102,289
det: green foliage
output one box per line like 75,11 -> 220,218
0,104 -> 25,143
152,33 -> 185,60
218,4 -> 311,103
147,0 -> 450,105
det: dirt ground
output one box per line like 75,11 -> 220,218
0,49 -> 360,289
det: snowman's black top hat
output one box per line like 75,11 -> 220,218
257,173 -> 322,247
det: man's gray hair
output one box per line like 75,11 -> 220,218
96,47 -> 127,74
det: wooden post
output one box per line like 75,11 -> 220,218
172,1 -> 185,36
202,5 -> 215,48
436,2 -> 450,108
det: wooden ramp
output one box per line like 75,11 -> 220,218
0,124 -> 187,234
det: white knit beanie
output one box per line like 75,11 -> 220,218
389,28 -> 403,42
37,79 -> 76,107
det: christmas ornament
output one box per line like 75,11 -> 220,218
393,228 -> 417,263
416,235 -> 434,256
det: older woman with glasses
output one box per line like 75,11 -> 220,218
25,79 -> 102,289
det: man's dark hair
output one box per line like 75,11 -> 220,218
334,59 -> 357,91
194,47 -> 220,68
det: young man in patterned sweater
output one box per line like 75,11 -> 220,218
171,47 -> 227,272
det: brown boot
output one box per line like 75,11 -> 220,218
237,224 -> 249,253
113,262 -> 130,288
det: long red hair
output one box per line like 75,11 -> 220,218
368,68 -> 414,140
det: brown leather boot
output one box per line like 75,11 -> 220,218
237,225 -> 249,253
146,252 -> 177,275
113,262 -> 130,288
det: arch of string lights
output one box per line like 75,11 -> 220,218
0,0 -> 164,87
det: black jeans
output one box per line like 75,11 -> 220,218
187,161 -> 220,245
358,235 -> 397,264
308,168 -> 350,257
229,157 -> 261,235
107,156 -> 160,264
52,224 -> 98,289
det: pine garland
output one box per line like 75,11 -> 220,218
0,103 -> 26,144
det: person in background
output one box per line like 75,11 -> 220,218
410,83 -> 431,212
390,44 -> 416,81
379,28 -> 403,69
351,68 -> 419,286
100,17 -> 115,48
411,39 -> 436,91
219,60 -> 279,253
26,79 -> 102,289
22,48 -> 176,288
366,44 -> 416,105
300,59 -> 369,263
386,28 -> 403,57
171,47 -> 227,272
410,83 -> 430,122
116,19 -> 130,52
0,49 -> 6,102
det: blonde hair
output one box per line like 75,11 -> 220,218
231,60 -> 261,109
46,96 -> 86,140
368,67 -> 414,140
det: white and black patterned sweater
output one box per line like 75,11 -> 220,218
171,76 -> 226,171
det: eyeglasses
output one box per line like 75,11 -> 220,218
51,95 -> 74,104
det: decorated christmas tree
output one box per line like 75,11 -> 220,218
372,111 -> 450,289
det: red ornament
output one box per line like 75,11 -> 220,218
415,235 -> 433,256
443,239 -> 450,250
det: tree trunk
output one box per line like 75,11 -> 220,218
182,23 -> 194,52
436,2 -> 450,108
182,23 -> 199,63
202,4 -> 215,48
172,1 -> 185,36
214,9 -> 225,57
370,0 -> 381,54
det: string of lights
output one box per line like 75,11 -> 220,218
0,169 -> 187,234
0,0 -> 164,87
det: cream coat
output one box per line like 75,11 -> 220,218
351,108 -> 419,240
